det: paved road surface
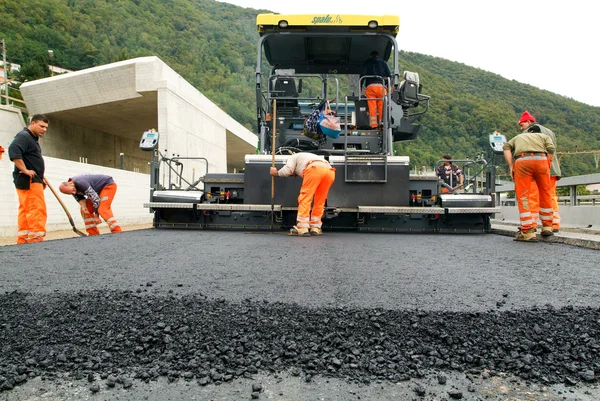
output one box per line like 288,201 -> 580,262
1,230 -> 598,310
1,229 -> 599,400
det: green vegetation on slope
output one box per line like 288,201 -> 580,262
396,52 -> 600,176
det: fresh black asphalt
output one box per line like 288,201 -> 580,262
1,229 -> 599,400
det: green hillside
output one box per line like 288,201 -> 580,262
398,52 -> 600,176
1,0 -> 599,175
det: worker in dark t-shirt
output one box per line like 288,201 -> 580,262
8,114 -> 50,244
436,154 -> 464,193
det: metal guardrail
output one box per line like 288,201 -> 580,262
1,85 -> 27,113
495,173 -> 600,206
560,196 -> 599,206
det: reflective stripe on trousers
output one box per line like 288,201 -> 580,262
514,158 -> 553,232
81,211 -> 100,236
81,183 -> 122,235
528,175 -> 560,230
16,182 -> 47,244
365,84 -> 387,128
297,165 -> 336,229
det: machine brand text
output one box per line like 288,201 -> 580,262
311,15 -> 344,24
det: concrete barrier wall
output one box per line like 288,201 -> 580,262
496,205 -> 600,229
0,154 -> 152,238
0,106 -> 24,152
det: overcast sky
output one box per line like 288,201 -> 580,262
219,0 -> 600,107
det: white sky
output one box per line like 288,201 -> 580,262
219,0 -> 600,107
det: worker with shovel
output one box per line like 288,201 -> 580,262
8,114 -> 50,244
59,174 -> 122,235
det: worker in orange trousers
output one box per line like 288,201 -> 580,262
270,152 -> 336,236
59,174 -> 122,235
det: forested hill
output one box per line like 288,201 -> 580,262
2,0 -> 599,175
396,52 -> 600,175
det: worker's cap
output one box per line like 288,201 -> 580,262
518,110 -> 536,124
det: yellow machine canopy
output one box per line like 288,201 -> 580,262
256,14 -> 400,75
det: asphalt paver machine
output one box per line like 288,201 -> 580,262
143,14 -> 501,233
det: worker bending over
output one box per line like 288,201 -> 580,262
503,125 -> 555,242
59,174 -> 122,235
270,152 -> 336,237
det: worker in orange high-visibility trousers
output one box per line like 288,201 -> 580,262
0,145 -> 5,159
361,50 -> 391,129
59,174 -> 122,235
503,122 -> 556,242
8,114 -> 50,244
270,152 -> 336,237
517,111 -> 562,233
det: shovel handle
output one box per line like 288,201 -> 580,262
43,178 -> 87,237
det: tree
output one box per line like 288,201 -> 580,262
16,56 -> 50,82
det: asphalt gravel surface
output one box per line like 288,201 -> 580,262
1,229 -> 600,400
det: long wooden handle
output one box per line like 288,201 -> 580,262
44,178 -> 72,218
271,99 -> 277,199
44,178 -> 87,237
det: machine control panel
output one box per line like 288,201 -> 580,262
140,129 -> 159,151
489,131 -> 507,154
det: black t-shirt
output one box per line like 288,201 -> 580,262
361,57 -> 392,87
8,128 -> 45,189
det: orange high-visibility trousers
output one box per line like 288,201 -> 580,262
81,183 -> 122,235
297,165 -> 336,229
365,84 -> 387,128
529,176 -> 560,230
514,158 -> 553,232
16,182 -> 47,244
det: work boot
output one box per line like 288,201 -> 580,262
552,228 -> 560,233
309,228 -> 322,236
514,228 -> 537,242
288,226 -> 310,237
541,227 -> 554,237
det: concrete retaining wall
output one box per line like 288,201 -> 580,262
39,118 -> 152,173
0,105 -> 25,152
